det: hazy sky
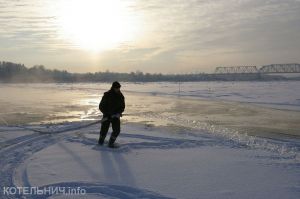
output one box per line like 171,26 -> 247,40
0,0 -> 300,73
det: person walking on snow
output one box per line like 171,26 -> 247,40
98,81 -> 125,148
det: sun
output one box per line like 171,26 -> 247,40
55,0 -> 139,52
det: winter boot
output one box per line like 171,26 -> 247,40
98,136 -> 105,145
108,136 -> 117,148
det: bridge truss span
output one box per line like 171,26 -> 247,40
214,63 -> 300,74
215,66 -> 258,74
259,63 -> 300,73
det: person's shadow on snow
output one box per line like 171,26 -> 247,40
56,142 -> 136,186
57,142 -> 101,180
99,149 -> 136,186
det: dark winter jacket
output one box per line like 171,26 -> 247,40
99,89 -> 125,117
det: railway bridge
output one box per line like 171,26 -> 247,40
214,63 -> 300,74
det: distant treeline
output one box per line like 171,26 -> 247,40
0,61 -> 297,83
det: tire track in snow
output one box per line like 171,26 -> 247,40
0,121 -> 102,198
0,133 -> 59,198
0,122 -> 177,198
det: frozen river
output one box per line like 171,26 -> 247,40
0,81 -> 299,140
124,81 -> 300,111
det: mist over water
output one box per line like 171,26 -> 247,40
0,82 -> 299,135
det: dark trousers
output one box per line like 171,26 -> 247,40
99,118 -> 120,141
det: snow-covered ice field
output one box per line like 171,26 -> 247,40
1,122 -> 299,199
0,82 -> 300,198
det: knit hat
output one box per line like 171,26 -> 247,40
112,81 -> 121,89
